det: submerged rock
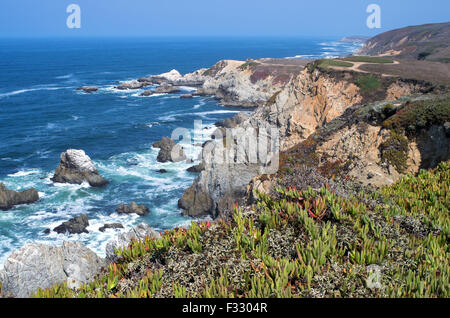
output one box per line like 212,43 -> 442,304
51,149 -> 109,187
0,241 -> 105,298
99,223 -> 124,233
116,202 -> 150,217
0,183 -> 39,211
180,94 -> 193,99
105,223 -> 161,262
77,86 -> 98,93
153,137 -> 187,163
54,214 -> 89,234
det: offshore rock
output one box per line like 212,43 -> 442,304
53,214 -> 89,234
153,137 -> 187,163
77,86 -> 98,93
116,202 -> 150,217
0,183 -> 39,211
51,149 -> 109,187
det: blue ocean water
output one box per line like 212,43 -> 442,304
0,37 -> 361,265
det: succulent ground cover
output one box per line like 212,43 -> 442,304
27,161 -> 449,298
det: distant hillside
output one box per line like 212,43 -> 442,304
340,36 -> 370,43
357,22 -> 450,63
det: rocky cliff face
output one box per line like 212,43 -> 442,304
195,60 -> 290,107
179,65 -> 442,218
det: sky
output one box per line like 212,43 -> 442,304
0,0 -> 449,38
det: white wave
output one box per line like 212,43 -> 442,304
178,86 -> 198,92
7,170 -> 40,177
55,73 -> 74,79
0,86 -> 73,99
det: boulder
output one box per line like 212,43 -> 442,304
180,94 -> 194,99
215,113 -> 250,129
54,214 -> 89,234
0,241 -> 105,298
116,202 -> 150,216
187,163 -> 205,173
178,184 -> 212,218
0,183 -> 39,211
51,149 -> 109,187
76,86 -> 98,93
140,90 -> 153,97
157,169 -> 168,173
105,223 -> 161,262
99,223 -> 124,233
153,137 -> 187,163
154,85 -> 181,94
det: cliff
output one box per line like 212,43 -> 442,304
179,60 -> 446,219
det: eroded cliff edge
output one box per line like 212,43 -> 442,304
179,59 -> 449,219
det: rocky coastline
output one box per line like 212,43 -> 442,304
1,26 -> 450,298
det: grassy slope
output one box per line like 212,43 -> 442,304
358,22 -> 450,63
28,161 -> 449,298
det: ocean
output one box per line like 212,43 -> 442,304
0,37 -> 362,266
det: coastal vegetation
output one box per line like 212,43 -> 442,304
344,56 -> 394,64
27,161 -> 449,298
240,61 -> 261,71
355,75 -> 381,92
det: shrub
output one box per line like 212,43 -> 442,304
355,75 -> 381,92
382,96 -> 450,135
240,61 -> 260,71
380,131 -> 409,173
344,56 -> 394,64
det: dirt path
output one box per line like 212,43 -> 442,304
329,60 -> 400,77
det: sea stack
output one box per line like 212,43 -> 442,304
51,149 -> 109,187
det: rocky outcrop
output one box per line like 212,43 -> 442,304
51,149 -> 109,187
153,137 -> 186,163
194,60 -> 291,107
0,183 -> 39,211
178,64 -> 435,218
215,113 -> 250,129
154,85 -> 181,94
77,86 -> 98,93
53,214 -> 89,234
116,81 -> 149,90
99,223 -> 124,232
116,202 -> 150,216
179,119 -> 279,218
105,223 -> 160,262
0,242 -> 105,298
187,163 -> 205,173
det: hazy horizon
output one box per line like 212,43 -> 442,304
0,0 -> 449,38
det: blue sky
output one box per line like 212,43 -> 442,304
0,0 -> 449,37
